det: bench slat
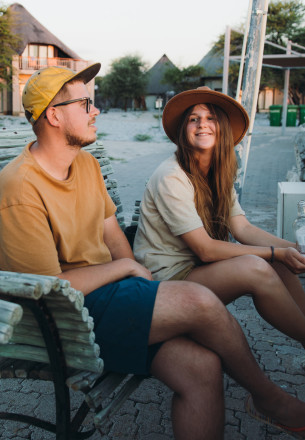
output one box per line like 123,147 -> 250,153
13,323 -> 96,345
0,323 -> 13,344
0,343 -> 104,373
0,300 -> 23,325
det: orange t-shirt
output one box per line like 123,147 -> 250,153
0,143 -> 116,275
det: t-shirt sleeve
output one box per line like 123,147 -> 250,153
99,166 -> 117,220
230,187 -> 245,217
0,204 -> 62,275
104,189 -> 116,219
153,172 -> 203,236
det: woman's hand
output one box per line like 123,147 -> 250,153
276,247 -> 305,274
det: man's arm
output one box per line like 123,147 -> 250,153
57,257 -> 152,295
103,214 -> 134,260
58,215 -> 152,295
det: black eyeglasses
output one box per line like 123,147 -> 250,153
52,97 -> 93,113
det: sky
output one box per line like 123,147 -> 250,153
5,0 -> 295,75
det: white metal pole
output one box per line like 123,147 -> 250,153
281,41 -> 291,135
236,0 -> 253,102
222,26 -> 231,94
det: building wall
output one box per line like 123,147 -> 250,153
258,87 -> 284,112
4,52 -> 93,117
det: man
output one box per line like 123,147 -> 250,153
0,63 -> 305,440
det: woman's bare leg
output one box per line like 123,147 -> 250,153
151,336 -> 224,440
272,260 -> 305,314
185,255 -> 305,344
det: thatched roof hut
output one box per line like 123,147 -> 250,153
198,47 -> 223,79
9,3 -> 80,59
146,54 -> 176,95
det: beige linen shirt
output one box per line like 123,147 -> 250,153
134,155 -> 245,281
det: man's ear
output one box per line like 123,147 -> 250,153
45,106 -> 60,127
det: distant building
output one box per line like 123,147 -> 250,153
198,47 -> 224,93
145,54 -> 176,110
1,3 -> 94,116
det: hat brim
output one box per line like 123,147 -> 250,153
162,89 -> 249,146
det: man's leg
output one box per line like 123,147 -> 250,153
149,281 -> 305,430
150,336 -> 224,440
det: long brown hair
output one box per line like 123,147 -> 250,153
175,103 -> 237,240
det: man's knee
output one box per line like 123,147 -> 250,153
159,280 -> 222,309
176,281 -> 227,322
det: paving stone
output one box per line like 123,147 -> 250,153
139,435 -> 172,440
20,380 -> 53,395
225,424 -> 245,439
225,408 -> 240,426
136,402 -> 163,436
107,413 -> 139,439
259,352 -> 285,372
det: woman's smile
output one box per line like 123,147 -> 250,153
186,104 -> 216,151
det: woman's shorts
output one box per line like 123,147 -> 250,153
84,277 -> 161,376
169,263 -> 196,281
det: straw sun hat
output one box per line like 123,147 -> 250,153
162,86 -> 249,146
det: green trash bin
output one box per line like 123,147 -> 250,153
269,105 -> 282,126
299,105 -> 305,125
286,105 -> 298,126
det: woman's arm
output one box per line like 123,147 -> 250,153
230,214 -> 296,248
180,215 -> 305,274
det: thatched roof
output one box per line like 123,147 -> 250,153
198,46 -> 223,78
9,3 -> 80,59
146,54 -> 176,94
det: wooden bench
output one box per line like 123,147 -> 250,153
0,128 -> 145,438
0,271 -> 144,439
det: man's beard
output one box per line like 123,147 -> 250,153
65,130 -> 96,148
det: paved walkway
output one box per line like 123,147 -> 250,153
1,123 -> 305,439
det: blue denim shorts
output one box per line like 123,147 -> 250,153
84,277 -> 161,375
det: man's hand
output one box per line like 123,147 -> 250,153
127,258 -> 153,281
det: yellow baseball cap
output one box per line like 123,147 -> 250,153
22,62 -> 101,125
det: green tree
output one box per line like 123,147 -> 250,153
212,0 -> 305,103
96,55 -> 148,111
0,4 -> 20,90
161,65 -> 205,94
265,0 -> 305,46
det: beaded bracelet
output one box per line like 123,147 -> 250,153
270,245 -> 275,263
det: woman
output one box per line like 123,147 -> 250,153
134,86 -> 305,347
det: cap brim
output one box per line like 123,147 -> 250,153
72,62 -> 101,84
162,89 -> 249,146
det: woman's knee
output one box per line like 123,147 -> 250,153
238,254 -> 279,286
